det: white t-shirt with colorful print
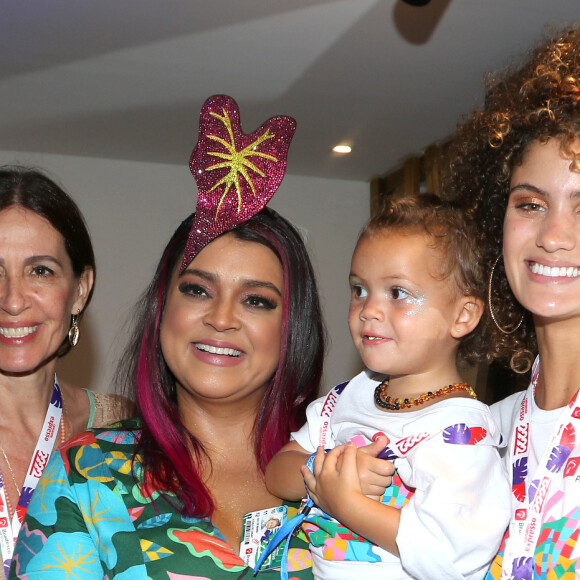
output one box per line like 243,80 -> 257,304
489,356 -> 580,580
292,369 -> 511,580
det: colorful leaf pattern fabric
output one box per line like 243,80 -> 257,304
487,374 -> 580,579
293,372 -> 510,578
9,420 -> 313,579
303,469 -> 415,562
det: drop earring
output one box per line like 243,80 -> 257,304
488,255 -> 523,335
68,313 -> 80,347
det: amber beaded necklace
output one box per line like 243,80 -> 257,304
374,378 -> 477,411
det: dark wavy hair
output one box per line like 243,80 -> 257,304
0,165 -> 96,356
361,193 -> 486,366
445,25 -> 580,372
116,207 -> 325,517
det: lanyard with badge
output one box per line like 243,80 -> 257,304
501,359 -> 580,579
250,381 -> 349,578
0,378 -> 63,573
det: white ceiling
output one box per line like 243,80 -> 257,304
1,1 -> 577,182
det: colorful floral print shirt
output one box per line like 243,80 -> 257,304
9,420 -> 313,579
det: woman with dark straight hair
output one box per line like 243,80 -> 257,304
11,96 -> 325,578
0,166 -> 131,577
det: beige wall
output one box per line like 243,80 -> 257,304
0,150 -> 368,395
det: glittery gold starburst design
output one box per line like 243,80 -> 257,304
205,107 -> 278,216
181,94 -> 295,272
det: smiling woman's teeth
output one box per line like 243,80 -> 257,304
195,343 -> 241,357
0,325 -> 38,338
530,263 -> 580,278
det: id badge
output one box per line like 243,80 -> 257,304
240,505 -> 288,570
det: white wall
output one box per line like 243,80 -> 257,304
0,150 -> 367,395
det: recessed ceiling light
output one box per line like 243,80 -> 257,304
333,145 -> 352,154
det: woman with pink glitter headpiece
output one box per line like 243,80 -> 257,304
9,96 -> 328,579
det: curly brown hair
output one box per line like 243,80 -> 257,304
445,25 -> 580,373
361,193 -> 487,366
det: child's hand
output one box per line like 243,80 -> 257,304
301,443 -> 363,521
302,443 -> 401,556
355,435 -> 395,501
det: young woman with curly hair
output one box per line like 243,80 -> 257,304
447,25 -> 580,580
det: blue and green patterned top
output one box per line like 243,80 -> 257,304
9,419 -> 313,579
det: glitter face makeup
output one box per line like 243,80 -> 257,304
348,231 -> 468,378
404,292 -> 425,316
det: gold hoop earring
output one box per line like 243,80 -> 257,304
488,255 -> 523,335
68,314 -> 80,347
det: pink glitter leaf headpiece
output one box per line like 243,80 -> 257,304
181,95 -> 296,271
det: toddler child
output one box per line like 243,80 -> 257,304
265,194 -> 511,580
